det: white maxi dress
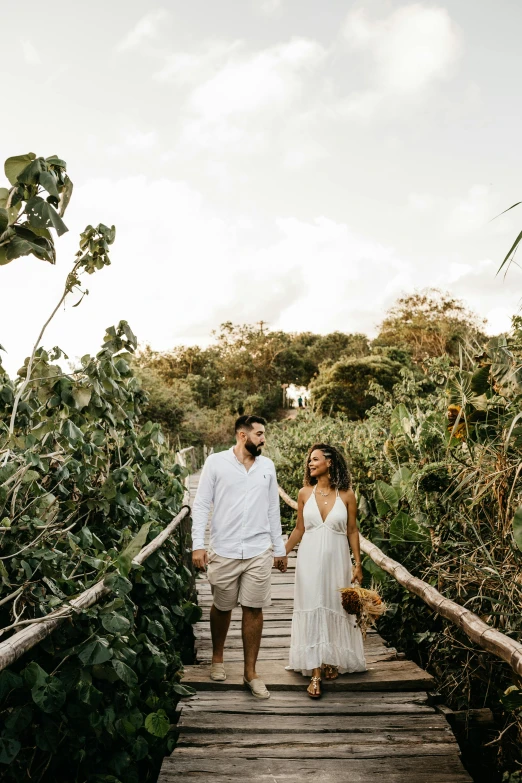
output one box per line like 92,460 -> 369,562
287,488 -> 367,675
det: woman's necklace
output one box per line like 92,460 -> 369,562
316,486 -> 331,504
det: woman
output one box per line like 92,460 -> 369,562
285,443 -> 366,698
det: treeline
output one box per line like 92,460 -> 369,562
135,290 -> 486,445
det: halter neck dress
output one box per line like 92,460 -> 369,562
286,487 -> 366,675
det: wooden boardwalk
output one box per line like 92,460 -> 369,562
158,472 -> 472,782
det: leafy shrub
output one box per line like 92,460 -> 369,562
0,152 -> 199,782
269,354 -> 522,774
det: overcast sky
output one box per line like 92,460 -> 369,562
2,0 -> 522,375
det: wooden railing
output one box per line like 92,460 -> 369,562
0,503 -> 191,672
0,445 -> 211,670
278,485 -> 522,679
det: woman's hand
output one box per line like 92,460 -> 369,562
352,563 -> 363,585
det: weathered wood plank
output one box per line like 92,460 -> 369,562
196,649 -> 397,664
173,741 -> 460,759
182,659 -> 434,691
158,756 -> 471,782
179,712 -> 453,733
181,690 -> 433,715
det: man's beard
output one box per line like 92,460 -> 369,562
245,438 -> 262,457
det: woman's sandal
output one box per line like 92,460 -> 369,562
323,664 -> 339,680
307,676 -> 322,699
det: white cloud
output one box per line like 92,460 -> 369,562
446,185 -> 512,237
408,192 -> 436,212
256,0 -> 283,16
21,39 -> 41,65
283,140 -> 327,170
189,38 -> 325,120
154,41 -> 242,85
106,130 -> 158,157
173,38 -> 326,159
341,4 -> 461,117
116,9 -> 169,53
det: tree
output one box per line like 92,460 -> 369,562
374,289 -> 486,363
310,355 -> 404,418
305,331 -> 370,368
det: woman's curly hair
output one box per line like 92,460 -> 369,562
304,443 -> 351,491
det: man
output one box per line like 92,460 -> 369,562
192,414 -> 288,699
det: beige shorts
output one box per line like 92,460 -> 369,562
207,548 -> 273,611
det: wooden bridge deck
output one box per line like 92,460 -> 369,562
158,472 -> 472,782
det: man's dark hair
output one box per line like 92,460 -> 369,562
235,414 -> 267,433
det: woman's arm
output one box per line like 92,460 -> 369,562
285,488 -> 307,554
345,489 -> 363,585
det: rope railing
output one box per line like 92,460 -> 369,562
0,502 -> 191,672
279,485 -> 522,679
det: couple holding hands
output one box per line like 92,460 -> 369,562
191,414 -> 366,700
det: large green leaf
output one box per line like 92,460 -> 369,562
471,364 -> 491,395
112,660 -> 138,687
0,188 -> 9,208
78,637 -> 113,666
390,403 -> 413,438
117,521 -> 151,576
390,511 -> 429,544
101,613 -> 131,634
0,737 -> 21,765
0,207 -> 8,233
39,169 -> 60,199
5,706 -> 33,733
59,175 -> 74,217
23,662 -> 48,689
4,153 -> 36,185
512,506 -> 522,551
171,682 -> 196,696
447,371 -> 473,406
374,480 -> 399,516
16,157 -> 44,185
144,709 -> 170,738
104,572 -> 133,595
391,466 -> 412,495
5,224 -> 56,264
0,670 -> 23,701
25,196 -> 68,236
31,677 -> 66,713
362,556 -> 387,583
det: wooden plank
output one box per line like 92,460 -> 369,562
180,689 -> 428,714
158,756 -> 472,782
181,691 -> 435,715
182,659 -> 434,691
179,712 -> 452,733
196,649 -> 397,664
173,740 -> 460,759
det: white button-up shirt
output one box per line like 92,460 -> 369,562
191,448 -> 286,559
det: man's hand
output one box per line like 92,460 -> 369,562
274,556 -> 288,573
192,549 -> 208,571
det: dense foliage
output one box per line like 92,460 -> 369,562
136,289 -> 487,446
267,333 -> 522,775
309,353 -> 406,418
0,153 -> 199,782
135,324 -> 371,445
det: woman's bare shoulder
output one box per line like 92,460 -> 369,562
299,486 -> 313,499
339,488 -> 356,503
